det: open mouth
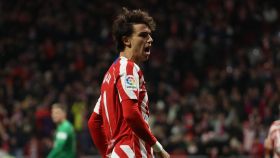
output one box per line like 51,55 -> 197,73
144,47 -> 151,55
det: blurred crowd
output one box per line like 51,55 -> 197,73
1,0 -> 280,157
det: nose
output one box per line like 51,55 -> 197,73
147,34 -> 153,43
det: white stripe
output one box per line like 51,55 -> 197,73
103,91 -> 113,136
139,139 -> 147,158
118,92 -> 122,103
151,148 -> 155,158
133,62 -> 140,73
120,145 -> 135,158
132,65 -> 139,91
141,94 -> 149,123
93,96 -> 101,114
119,58 -> 137,100
141,94 -> 148,112
111,148 -> 120,158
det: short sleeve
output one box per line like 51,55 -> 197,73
117,61 -> 139,102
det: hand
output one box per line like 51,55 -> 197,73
155,149 -> 170,158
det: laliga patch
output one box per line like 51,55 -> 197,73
125,75 -> 137,90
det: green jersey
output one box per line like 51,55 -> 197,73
47,120 -> 76,158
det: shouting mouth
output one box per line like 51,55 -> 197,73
144,47 -> 151,55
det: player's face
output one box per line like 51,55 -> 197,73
130,24 -> 153,62
51,107 -> 65,124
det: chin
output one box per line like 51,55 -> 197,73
142,57 -> 149,62
143,54 -> 150,60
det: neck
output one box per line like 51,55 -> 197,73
120,49 -> 139,64
120,49 -> 132,59
57,119 -> 66,124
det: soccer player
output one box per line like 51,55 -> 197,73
265,120 -> 280,158
88,8 -> 170,158
47,103 -> 76,158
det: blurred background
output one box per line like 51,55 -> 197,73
1,0 -> 280,157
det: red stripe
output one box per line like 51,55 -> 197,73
133,136 -> 141,157
145,142 -> 152,158
114,58 -> 120,84
100,96 -> 111,139
101,58 -> 121,144
114,146 -> 129,158
126,61 -> 134,76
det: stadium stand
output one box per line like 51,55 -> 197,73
0,0 -> 280,157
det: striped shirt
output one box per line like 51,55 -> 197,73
94,56 -> 153,158
268,120 -> 280,158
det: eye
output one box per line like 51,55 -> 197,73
139,32 -> 151,38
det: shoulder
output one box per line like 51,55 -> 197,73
119,57 -> 140,74
60,121 -> 74,131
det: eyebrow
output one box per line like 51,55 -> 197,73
138,31 -> 151,37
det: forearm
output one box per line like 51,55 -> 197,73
88,112 -> 108,157
122,100 -> 158,147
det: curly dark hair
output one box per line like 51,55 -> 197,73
112,7 -> 156,52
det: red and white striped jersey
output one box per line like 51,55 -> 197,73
267,120 -> 280,158
94,56 -> 153,157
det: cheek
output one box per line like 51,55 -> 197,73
133,39 -> 145,47
52,114 -> 58,120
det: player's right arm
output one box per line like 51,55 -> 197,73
88,96 -> 108,158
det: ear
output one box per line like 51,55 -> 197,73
122,36 -> 131,48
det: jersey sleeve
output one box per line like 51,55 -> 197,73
88,112 -> 108,158
116,62 -> 139,101
47,126 -> 69,158
88,96 -> 108,157
122,99 -> 157,146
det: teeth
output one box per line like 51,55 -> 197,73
144,47 -> 151,55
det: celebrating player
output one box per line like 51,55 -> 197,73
88,7 -> 170,158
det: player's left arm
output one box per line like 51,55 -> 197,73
88,112 -> 107,158
88,96 -> 108,158
47,129 -> 68,158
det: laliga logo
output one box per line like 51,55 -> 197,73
126,76 -> 135,85
125,75 -> 137,89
